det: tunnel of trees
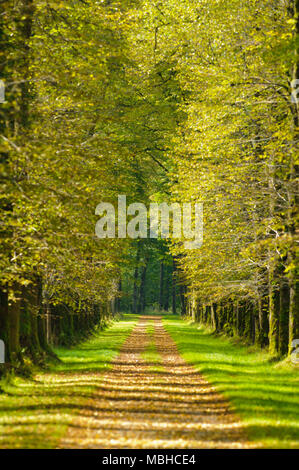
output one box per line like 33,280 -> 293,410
0,0 -> 298,371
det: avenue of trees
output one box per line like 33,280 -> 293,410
0,0 -> 298,369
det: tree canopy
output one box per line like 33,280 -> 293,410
0,0 -> 298,365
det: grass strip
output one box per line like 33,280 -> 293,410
0,313 -> 138,448
163,314 -> 299,449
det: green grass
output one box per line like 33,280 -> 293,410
0,313 -> 137,449
163,314 -> 299,449
54,314 -> 138,373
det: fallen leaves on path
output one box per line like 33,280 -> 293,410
60,316 -> 249,448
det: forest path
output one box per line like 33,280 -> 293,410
60,315 -> 249,448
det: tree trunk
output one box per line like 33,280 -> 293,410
132,266 -> 139,314
279,280 -> 290,356
132,245 -> 140,314
8,285 -> 22,362
289,278 -> 299,355
138,261 -> 147,313
0,288 -> 9,362
211,303 -> 218,331
268,264 -> 280,355
116,279 -> 122,313
159,262 -> 164,310
180,285 -> 187,316
172,258 -> 177,314
163,265 -> 169,311
233,301 -> 239,336
21,282 -> 42,360
288,0 -> 299,354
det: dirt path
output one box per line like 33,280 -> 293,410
60,316 -> 249,448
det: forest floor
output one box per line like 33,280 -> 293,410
0,313 -> 298,448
